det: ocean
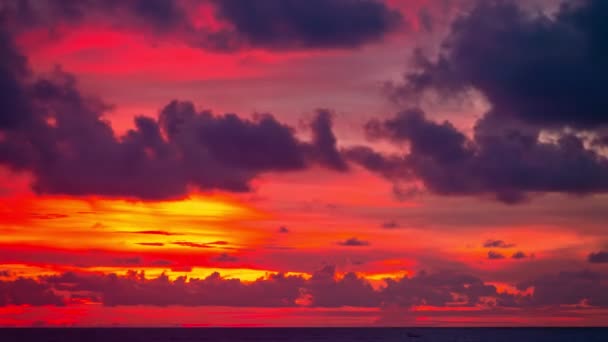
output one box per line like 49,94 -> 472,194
1,328 -> 607,342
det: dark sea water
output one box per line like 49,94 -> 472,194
1,328 -> 607,342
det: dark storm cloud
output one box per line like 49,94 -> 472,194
353,109 -> 608,203
1,0 -> 403,51
337,237 -> 370,247
483,239 -> 516,249
390,0 -> 608,128
210,0 -> 404,50
588,251 -> 608,264
0,27 -> 347,200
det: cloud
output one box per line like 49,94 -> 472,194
354,109 -> 608,203
2,0 -> 404,51
588,251 -> 608,264
209,0 -> 404,50
136,242 -> 165,247
7,267 -> 608,309
90,222 -> 106,229
337,237 -> 370,247
305,109 -> 348,171
212,253 -> 238,263
511,251 -> 527,260
343,146 -> 410,181
381,221 -> 400,229
304,266 -> 379,307
382,270 -> 507,307
389,0 -> 608,129
483,240 -> 516,249
350,0 -> 608,204
517,270 -> 608,307
487,251 -> 505,260
278,226 -> 290,234
0,278 -> 64,307
131,230 -> 178,236
0,28 -> 348,200
172,242 -> 212,249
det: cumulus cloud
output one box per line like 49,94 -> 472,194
4,267 -> 608,309
349,0 -> 608,204
517,270 -> 608,307
390,0 -> 608,129
0,26 -> 348,200
0,278 -> 64,306
352,109 -> 608,203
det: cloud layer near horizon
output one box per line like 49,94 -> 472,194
3,266 -> 608,310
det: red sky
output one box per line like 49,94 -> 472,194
1,0 -> 608,327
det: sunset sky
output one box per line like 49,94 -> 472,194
1,0 -> 608,327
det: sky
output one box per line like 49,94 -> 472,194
1,0 -> 608,327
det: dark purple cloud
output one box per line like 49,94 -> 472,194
337,237 -> 370,247
1,0 -> 404,51
588,251 -> 608,264
0,278 -> 64,307
382,271 -> 506,307
390,0 -> 608,128
306,109 -> 348,171
5,267 -> 608,309
483,240 -> 516,249
517,270 -> 608,307
487,251 -> 506,260
343,146 -> 411,181
209,0 -> 404,50
353,110 -> 608,203
511,251 -> 528,260
0,27 -> 347,200
381,221 -> 400,229
305,266 -> 379,307
212,253 -> 238,263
